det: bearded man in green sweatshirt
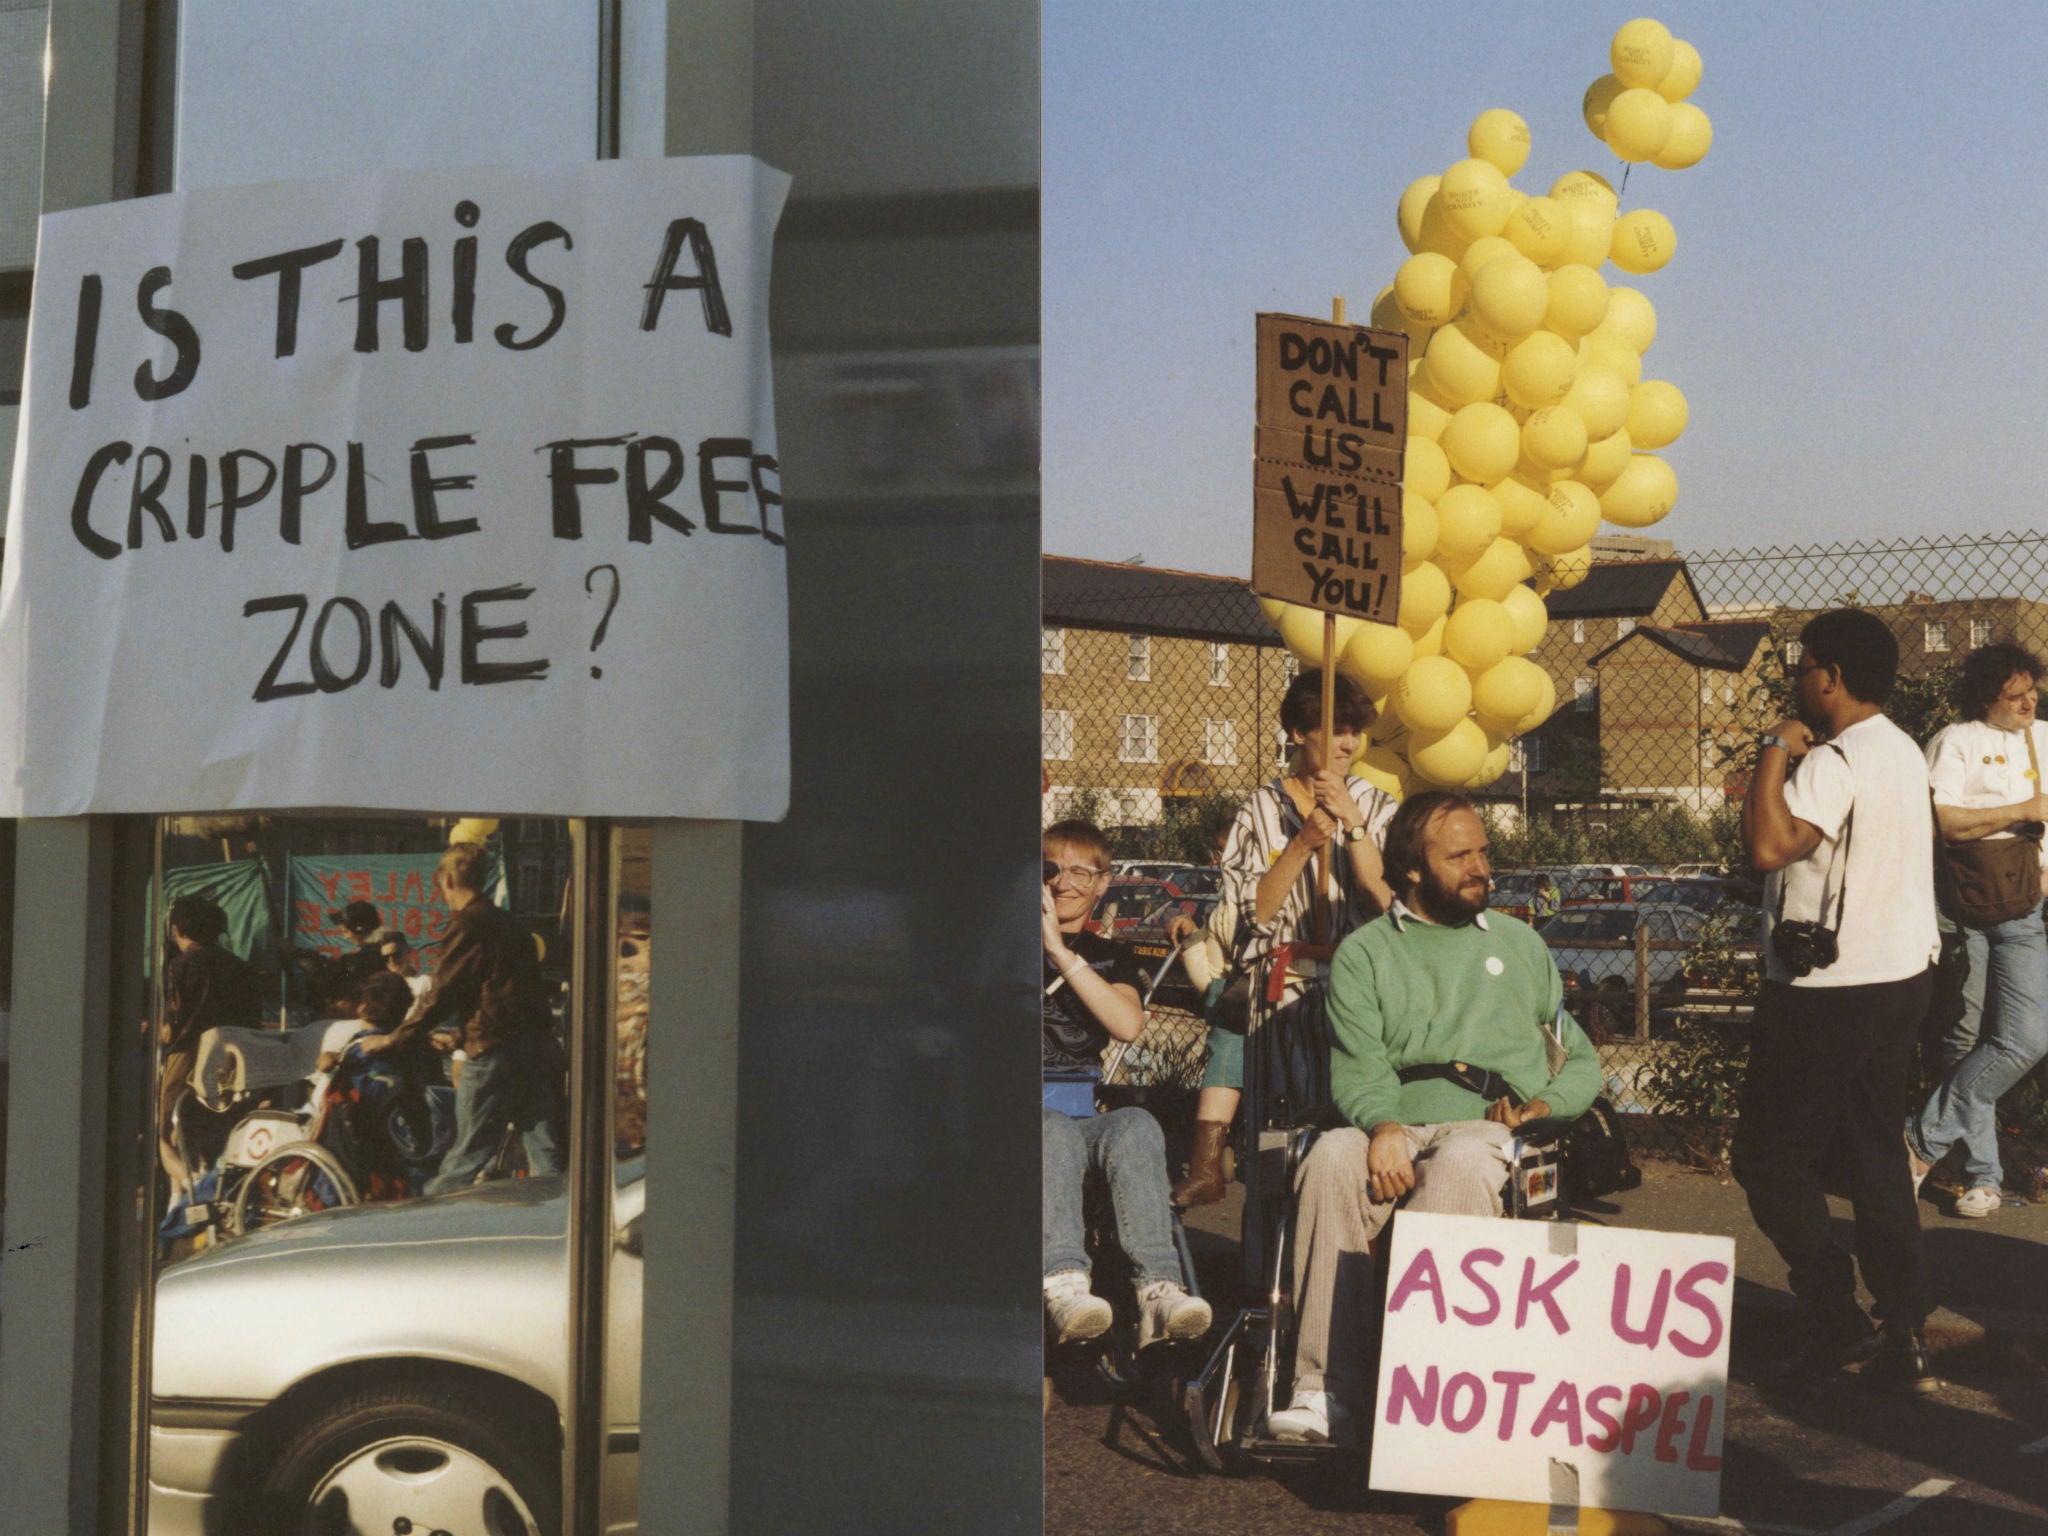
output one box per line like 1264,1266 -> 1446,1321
1266,790 -> 1602,1448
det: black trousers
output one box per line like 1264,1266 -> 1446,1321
1731,969 -> 1933,1330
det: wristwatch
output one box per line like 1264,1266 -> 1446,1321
1758,734 -> 1791,755
1341,822 -> 1370,844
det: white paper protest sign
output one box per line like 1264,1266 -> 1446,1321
1369,1212 -> 1733,1518
0,156 -> 791,818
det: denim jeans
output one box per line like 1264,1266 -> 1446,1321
1042,1107 -> 1180,1286
425,1035 -> 566,1196
1912,901 -> 2048,1192
1935,914 -> 1989,1068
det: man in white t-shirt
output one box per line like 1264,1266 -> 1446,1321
1907,644 -> 2048,1219
1735,608 -> 1940,1395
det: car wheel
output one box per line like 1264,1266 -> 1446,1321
228,1144 -> 359,1236
249,1380 -> 559,1536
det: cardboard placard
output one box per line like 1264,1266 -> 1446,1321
1370,1212 -> 1733,1519
0,156 -> 791,818
1251,313 -> 1407,625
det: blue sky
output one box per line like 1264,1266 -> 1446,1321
1044,3 -> 2046,578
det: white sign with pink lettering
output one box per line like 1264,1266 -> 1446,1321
1369,1212 -> 1733,1518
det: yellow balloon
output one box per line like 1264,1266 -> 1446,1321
1542,545 -> 1594,592
1442,403 -> 1523,484
1355,743 -> 1409,800
1468,740 -> 1514,789
1504,196 -> 1572,267
1457,234 -> 1520,287
1468,108 -> 1532,176
1400,561 -> 1453,633
1562,363 -> 1631,440
1394,252 -> 1469,329
1417,193 -> 1473,261
1658,37 -> 1703,102
1609,209 -> 1677,275
1397,174 -> 1442,254
1611,17 -> 1676,89
1604,87 -> 1673,162
1423,319 -> 1505,408
1444,598 -> 1514,672
1578,427 -> 1634,491
1626,379 -> 1689,450
1544,264 -> 1610,339
1521,403 -> 1589,470
1437,157 -> 1515,241
1472,654 -> 1545,730
1600,452 -> 1678,529
1394,656 -> 1476,734
1502,331 -> 1579,410
1409,718 -> 1489,787
1597,286 -> 1657,353
1434,483 -> 1503,563
1467,253 -> 1549,343
1489,472 -> 1551,539
1372,285 -> 1428,349
1256,593 -> 1287,627
1454,537 -> 1534,602
1653,102 -> 1712,170
1401,490 -> 1440,568
1529,478 -> 1602,554
1407,613 -> 1448,657
1343,619 -> 1415,691
1580,331 -> 1643,386
1582,74 -> 1623,142
1517,669 -> 1559,734
1501,583 -> 1549,654
1556,198 -> 1617,270
1278,604 -> 1364,664
1550,168 -> 1619,219
1405,435 -> 1452,501
1406,368 -> 1455,441
450,817 -> 500,844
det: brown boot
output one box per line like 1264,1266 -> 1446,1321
1173,1120 -> 1231,1209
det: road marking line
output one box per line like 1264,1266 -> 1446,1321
2020,1431 -> 2048,1455
1819,1479 -> 1954,1535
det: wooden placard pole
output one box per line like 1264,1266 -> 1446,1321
1313,294 -> 1345,943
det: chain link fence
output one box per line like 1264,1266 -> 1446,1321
1045,535 -> 2048,1173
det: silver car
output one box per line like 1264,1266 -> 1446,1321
149,1166 -> 643,1534
1542,901 -> 1709,993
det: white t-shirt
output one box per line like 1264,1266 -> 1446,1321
1762,712 -> 1939,988
1925,717 -> 2048,875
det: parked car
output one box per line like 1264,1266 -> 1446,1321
1542,901 -> 1709,994
1490,871 -> 1564,924
1113,860 -> 1198,884
1629,876 -> 1763,916
148,1169 -> 643,1534
1557,871 -> 1651,907
1089,877 -> 1193,934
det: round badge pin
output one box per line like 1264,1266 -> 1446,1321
1485,956 -> 1505,976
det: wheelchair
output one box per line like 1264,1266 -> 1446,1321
1178,951 -> 1584,1475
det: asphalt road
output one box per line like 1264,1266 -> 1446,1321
1046,1166 -> 2048,1535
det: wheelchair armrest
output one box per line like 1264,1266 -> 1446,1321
1509,1117 -> 1573,1149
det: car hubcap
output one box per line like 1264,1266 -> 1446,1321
306,1435 -> 541,1536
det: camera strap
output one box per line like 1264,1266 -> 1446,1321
1773,742 -> 1854,932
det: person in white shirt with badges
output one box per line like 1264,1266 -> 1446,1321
1907,643 -> 2048,1219
1734,609 -> 1941,1395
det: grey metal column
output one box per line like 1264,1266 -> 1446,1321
0,820 -> 117,1530
565,818 -> 617,1532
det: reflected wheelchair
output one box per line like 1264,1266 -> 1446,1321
1180,948 -> 1613,1474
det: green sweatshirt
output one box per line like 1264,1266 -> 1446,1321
1325,907 -> 1600,1133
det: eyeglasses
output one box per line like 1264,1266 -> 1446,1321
1044,860 -> 1108,886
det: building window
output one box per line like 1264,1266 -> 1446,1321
1700,678 -> 1713,707
1281,653 -> 1299,683
1042,626 -> 1065,674
1521,737 -> 1549,774
1970,618 -> 1994,649
1924,620 -> 1949,654
1119,713 -> 1157,762
1202,717 -> 1238,766
1208,641 -> 1229,686
1572,619 -> 1586,643
1723,681 -> 1735,706
1783,641 -> 1803,668
1617,617 -> 1636,639
1127,634 -> 1150,681
1574,677 -> 1595,712
1274,726 -> 1292,770
1042,709 -> 1073,760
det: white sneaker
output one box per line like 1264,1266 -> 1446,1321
1954,1184 -> 2001,1219
1904,1131 -> 1932,1198
1267,1388 -> 1355,1448
1133,1278 -> 1212,1350
1043,1271 -> 1112,1343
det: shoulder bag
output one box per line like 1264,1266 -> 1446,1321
1937,729 -> 2045,929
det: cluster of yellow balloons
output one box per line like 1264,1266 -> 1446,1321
1274,17 -> 1710,798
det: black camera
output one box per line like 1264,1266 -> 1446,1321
1771,918 -> 1839,979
